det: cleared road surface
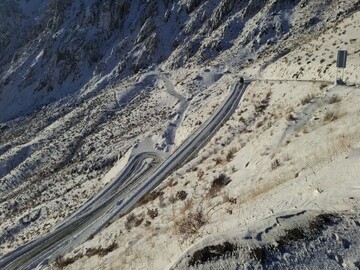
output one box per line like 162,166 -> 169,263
0,81 -> 249,270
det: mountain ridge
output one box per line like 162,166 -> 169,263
1,0 -> 359,122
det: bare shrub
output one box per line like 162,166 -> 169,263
168,178 -> 178,187
327,95 -> 341,104
226,147 -> 238,162
144,220 -> 151,227
85,241 -> 119,258
168,194 -> 178,204
213,156 -> 224,166
325,132 -> 358,158
323,111 -> 338,122
239,116 -> 246,123
140,190 -> 164,205
255,101 -> 268,114
54,255 -> 81,268
147,208 -> 159,219
320,83 -> 329,90
301,93 -> 316,105
125,213 -> 144,231
256,120 -> 264,128
302,127 -> 309,134
181,199 -> 193,215
255,92 -> 271,114
197,169 -> 204,180
208,174 -> 231,198
271,159 -> 281,170
176,190 -> 188,201
229,197 -> 237,204
174,209 -> 207,236
222,193 -> 237,204
286,113 -> 297,122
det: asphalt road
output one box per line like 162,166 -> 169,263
0,81 -> 248,270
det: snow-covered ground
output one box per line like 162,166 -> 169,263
33,7 -> 360,270
1,0 -> 360,269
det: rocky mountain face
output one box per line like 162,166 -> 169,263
1,0 -> 358,122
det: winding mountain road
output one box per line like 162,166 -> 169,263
0,81 -> 249,270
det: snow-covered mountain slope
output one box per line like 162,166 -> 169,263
44,5 -> 360,270
1,0 -> 359,123
1,0 -> 360,269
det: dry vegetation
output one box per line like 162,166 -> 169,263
324,132 -> 359,159
323,111 -> 339,122
327,95 -> 341,104
174,210 -> 207,237
213,156 -> 225,166
54,241 -> 119,269
208,174 -> 231,198
125,213 -> 144,231
139,190 -> 164,205
271,158 -> 281,170
147,208 -> 159,219
85,241 -> 119,258
301,93 -> 316,105
226,147 -> 238,162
